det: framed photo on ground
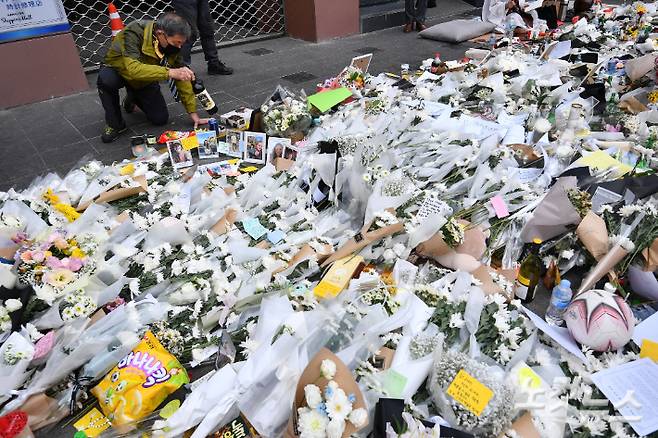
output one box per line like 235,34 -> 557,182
267,137 -> 291,165
243,131 -> 267,164
196,131 -> 219,159
225,130 -> 243,158
167,140 -> 194,169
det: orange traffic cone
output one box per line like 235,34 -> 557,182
108,2 -> 124,37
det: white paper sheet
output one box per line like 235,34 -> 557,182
591,358 -> 658,436
548,40 -> 572,60
522,307 -> 589,363
632,312 -> 658,346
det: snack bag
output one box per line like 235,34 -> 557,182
91,331 -> 189,425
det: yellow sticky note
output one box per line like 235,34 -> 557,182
577,150 -> 632,175
640,339 -> 658,362
181,135 -> 199,150
313,256 -> 364,299
240,166 -> 259,173
446,369 -> 494,417
73,407 -> 111,437
119,163 -> 135,175
518,366 -> 542,389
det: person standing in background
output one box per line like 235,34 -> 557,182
171,0 -> 234,75
403,0 -> 428,32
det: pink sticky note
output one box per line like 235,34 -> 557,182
490,195 -> 510,218
33,331 -> 55,360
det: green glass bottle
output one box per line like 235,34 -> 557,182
514,238 -> 543,303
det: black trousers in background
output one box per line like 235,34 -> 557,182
405,0 -> 428,24
97,66 -> 169,129
171,0 -> 220,66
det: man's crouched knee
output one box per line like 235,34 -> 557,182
148,110 -> 169,126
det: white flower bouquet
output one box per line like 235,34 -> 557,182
286,348 -> 368,438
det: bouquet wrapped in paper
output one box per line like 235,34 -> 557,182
262,86 -> 312,140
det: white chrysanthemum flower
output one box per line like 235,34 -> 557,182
609,234 -> 635,252
239,339 -> 260,358
298,408 -> 328,438
24,323 -> 44,341
325,387 -> 353,421
449,313 -> 465,328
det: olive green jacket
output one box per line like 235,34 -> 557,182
105,20 -> 196,114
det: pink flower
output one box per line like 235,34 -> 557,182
63,257 -> 84,272
45,256 -> 63,269
31,251 -> 46,263
53,237 -> 69,250
20,251 -> 35,263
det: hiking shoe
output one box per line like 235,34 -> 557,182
208,61 -> 233,75
122,94 -> 136,114
101,124 -> 128,143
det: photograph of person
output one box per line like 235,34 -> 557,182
243,131 -> 267,163
283,145 -> 298,161
167,140 -> 194,169
266,137 -> 291,165
196,131 -> 219,159
225,130 -> 242,158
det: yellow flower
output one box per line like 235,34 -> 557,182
71,247 -> 86,259
53,203 -> 80,222
42,188 -> 60,204
636,4 -> 647,14
44,251 -> 52,258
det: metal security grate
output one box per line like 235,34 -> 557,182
63,0 -> 285,70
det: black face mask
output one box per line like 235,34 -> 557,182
159,44 -> 180,56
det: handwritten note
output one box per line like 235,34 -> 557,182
591,358 -> 658,436
383,369 -> 408,398
490,195 -> 510,218
267,230 -> 286,244
242,218 -> 268,240
446,369 -> 494,417
181,135 -> 199,151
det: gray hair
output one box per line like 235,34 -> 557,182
154,12 -> 191,38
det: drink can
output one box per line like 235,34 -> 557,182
401,64 -> 410,79
208,118 -> 218,135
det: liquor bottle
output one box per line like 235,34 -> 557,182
514,238 -> 542,303
430,53 -> 442,74
191,78 -> 218,115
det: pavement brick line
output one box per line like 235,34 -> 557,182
0,0 -> 480,192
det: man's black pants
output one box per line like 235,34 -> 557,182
171,0 -> 219,66
97,66 -> 169,129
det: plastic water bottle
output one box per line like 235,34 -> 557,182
545,279 -> 572,326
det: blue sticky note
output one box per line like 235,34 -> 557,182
242,218 -> 267,240
267,230 -> 286,244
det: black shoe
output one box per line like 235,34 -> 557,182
122,94 -> 136,114
101,124 -> 128,143
208,61 -> 233,75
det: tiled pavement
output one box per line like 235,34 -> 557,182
0,0 -> 480,191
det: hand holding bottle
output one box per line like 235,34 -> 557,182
168,67 -> 195,81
